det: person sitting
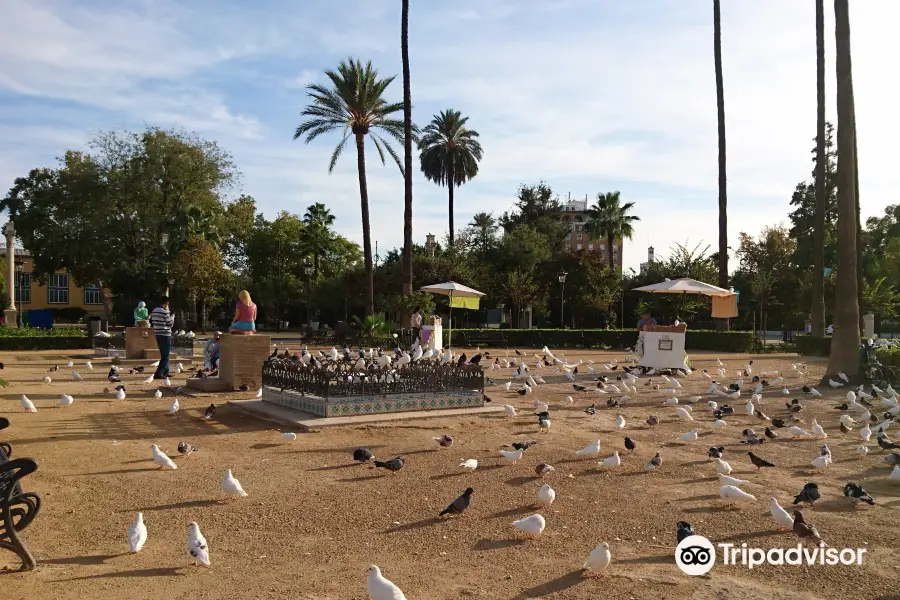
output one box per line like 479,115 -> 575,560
229,290 -> 257,335
637,309 -> 658,332
203,331 -> 222,371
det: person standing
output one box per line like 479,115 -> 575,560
411,307 -> 423,343
150,296 -> 175,379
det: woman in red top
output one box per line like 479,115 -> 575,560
229,290 -> 257,334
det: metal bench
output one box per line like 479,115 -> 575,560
465,330 -> 508,348
0,417 -> 42,571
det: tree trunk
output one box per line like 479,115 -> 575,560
356,132 -> 375,315
853,104 -> 864,334
812,0 -> 827,338
313,249 -> 320,279
713,0 -> 730,331
607,234 -> 615,270
826,0 -> 861,377
401,0 -> 414,299
98,279 -> 113,321
199,297 -> 206,332
448,161 -> 455,249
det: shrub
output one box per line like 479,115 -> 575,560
53,307 -> 89,323
0,325 -> 89,350
446,328 -> 752,353
0,325 -> 86,338
795,335 -> 831,356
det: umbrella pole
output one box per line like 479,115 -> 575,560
449,291 -> 453,351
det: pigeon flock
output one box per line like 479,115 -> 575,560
5,344 -> 900,598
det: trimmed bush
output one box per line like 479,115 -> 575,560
0,326 -> 86,338
795,335 -> 831,356
447,328 -> 752,353
0,325 -> 90,350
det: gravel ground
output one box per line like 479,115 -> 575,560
0,348 -> 898,600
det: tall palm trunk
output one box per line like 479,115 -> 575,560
607,234 -> 615,270
826,0 -> 860,376
853,108 -> 863,333
447,160 -> 455,249
713,0 -> 729,330
812,0 -> 826,338
401,0 -> 414,297
355,132 -> 375,315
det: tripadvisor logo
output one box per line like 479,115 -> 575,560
675,535 -> 866,575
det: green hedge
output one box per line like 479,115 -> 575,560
0,326 -> 86,338
0,326 -> 90,350
875,347 -> 900,367
447,329 -> 753,353
795,335 -> 831,356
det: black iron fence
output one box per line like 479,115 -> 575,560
92,335 -> 125,351
262,359 -> 484,399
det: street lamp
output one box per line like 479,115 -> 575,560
558,271 -> 568,329
304,259 -> 313,333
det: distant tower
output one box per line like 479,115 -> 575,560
648,246 -> 655,263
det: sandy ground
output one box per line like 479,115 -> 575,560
0,348 -> 898,600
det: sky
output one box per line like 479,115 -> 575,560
1,0 -> 898,273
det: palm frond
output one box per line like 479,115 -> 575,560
372,132 -> 404,175
328,133 -> 352,173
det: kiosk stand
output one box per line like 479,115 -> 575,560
638,324 -> 689,371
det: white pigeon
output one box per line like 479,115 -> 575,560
72,370 -> 82,381
154,389 -> 163,399
168,398 -> 179,415
720,485 -> 757,502
708,401 -> 718,410
499,448 -> 524,463
753,383 -> 763,394
745,401 -> 755,416
600,451 -> 621,468
151,445 -> 177,469
680,429 -> 699,442
58,394 -> 74,407
718,473 -> 748,486
860,423 -> 871,442
534,401 -> 549,413
20,395 -> 37,412
537,484 -> 556,507
811,418 -> 826,438
675,407 -> 693,421
840,414 -> 857,427
176,362 -> 184,374
459,459 -> 478,472
367,565 -> 407,600
576,440 -> 602,456
583,542 -> 612,577
222,469 -> 248,498
129,512 -> 148,553
187,522 -> 210,567
663,397 -> 679,405
615,415 -> 626,430
712,419 -> 727,430
143,374 -> 154,384
856,445 -> 869,456
811,455 -> 830,469
727,390 -> 740,400
770,498 -> 794,529
164,377 -> 171,387
116,388 -> 126,400
782,387 -> 790,395
789,426 -> 810,438
511,514 -> 546,538
85,361 -> 93,370
891,465 -> 900,482
42,376 -> 51,384
255,387 -> 263,399
808,387 -> 822,397
282,432 -> 297,441
504,381 -> 512,391
504,405 -> 517,417
564,396 -> 574,407
828,379 -> 844,388
714,458 -> 733,475
66,360 -> 73,368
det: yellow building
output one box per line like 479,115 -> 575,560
2,249 -> 105,314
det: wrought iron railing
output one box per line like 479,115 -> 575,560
172,334 -> 195,357
262,359 -> 484,399
92,335 -> 125,350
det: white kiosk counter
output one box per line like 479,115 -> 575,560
638,324 -> 689,371
422,316 -> 443,351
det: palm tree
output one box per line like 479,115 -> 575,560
418,109 -> 483,248
293,58 -> 405,315
585,191 -> 639,270
713,0 -> 729,315
811,0 -> 826,337
469,212 -> 498,255
826,0 -> 861,376
302,202 -> 335,278
401,0 -> 414,297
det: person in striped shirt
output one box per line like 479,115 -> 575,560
149,296 -> 175,379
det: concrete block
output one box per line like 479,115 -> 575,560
125,327 -> 157,359
218,334 -> 271,389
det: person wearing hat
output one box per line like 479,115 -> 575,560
203,331 -> 222,371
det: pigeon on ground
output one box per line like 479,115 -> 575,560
499,448 -> 524,464
811,455 -> 830,470
676,521 -> 695,544
789,426 -> 810,438
282,432 -> 297,441
770,498 -> 795,529
583,542 -> 612,577
680,429 -> 699,442
187,522 -> 210,567
720,485 -> 757,502
129,512 -> 148,553
584,404 -> 596,416
708,446 -> 724,460
793,482 -> 820,505
433,435 -> 453,448
537,483 -> 556,507
203,403 -> 216,420
718,473 -> 748,486
374,457 -> 406,472
177,441 -> 196,456
576,440 -> 601,456
675,407 -> 693,421
168,398 -> 179,415
222,469 -> 248,498
440,487 -> 474,517
878,436 -> 900,451
535,463 -> 555,477
511,441 -> 538,452
143,374 -> 155,384
504,404 -> 517,417
459,459 -> 478,472
886,452 -> 900,466
644,453 -> 662,472
624,437 -> 636,453
151,445 -> 177,470
42,376 -> 52,384
354,448 -> 375,463
72,370 -> 82,381
765,427 -> 778,439
646,415 -> 659,426
600,451 -> 621,468
748,452 -> 775,469
843,482 -> 875,505
20,395 -> 37,412
891,465 -> 900,481
511,514 -> 546,538
714,458 -> 733,475
116,388 -> 127,400
367,565 -> 407,600
792,510 -> 824,545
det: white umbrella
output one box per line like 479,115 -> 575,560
420,281 -> 486,349
632,278 -> 734,297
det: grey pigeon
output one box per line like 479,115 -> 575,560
793,482 -> 820,505
708,446 -> 724,460
374,456 -> 405,472
439,487 -> 473,517
886,452 -> 900,465
624,437 -> 636,452
203,403 -> 216,420
512,441 -> 538,452
843,482 -> 875,505
676,521 -> 695,544
792,510 -> 824,544
177,441 -> 196,456
353,448 -> 375,462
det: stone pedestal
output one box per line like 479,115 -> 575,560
218,334 -> 271,390
125,327 -> 157,359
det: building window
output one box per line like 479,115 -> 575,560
48,273 -> 69,304
576,234 -> 582,241
566,233 -> 571,240
15,272 -> 31,304
588,244 -> 594,252
84,284 -> 102,305
576,243 -> 583,251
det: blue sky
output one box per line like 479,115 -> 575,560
1,0 -> 897,272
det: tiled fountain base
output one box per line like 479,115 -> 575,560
262,387 -> 484,417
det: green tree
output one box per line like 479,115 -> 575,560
245,212 -> 306,330
171,237 -> 228,331
788,123 -> 838,271
502,269 -> 539,328
221,194 -> 257,272
827,0 -> 861,376
466,212 -> 498,255
293,58 -> 406,315
418,109 -> 483,247
585,191 -> 639,270
812,0 -> 827,337
302,202 -> 336,277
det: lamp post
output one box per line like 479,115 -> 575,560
304,259 -> 313,333
14,260 -> 23,328
558,271 -> 568,329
